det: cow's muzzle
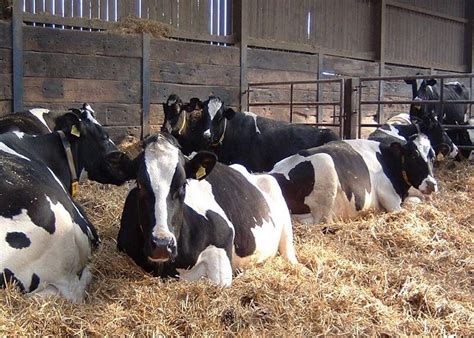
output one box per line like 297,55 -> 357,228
418,177 -> 438,195
148,236 -> 177,262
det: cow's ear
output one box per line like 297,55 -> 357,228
56,112 -> 81,137
163,95 -> 182,117
389,142 -> 403,157
188,97 -> 203,111
426,79 -> 437,86
185,151 -> 217,180
223,108 -> 236,120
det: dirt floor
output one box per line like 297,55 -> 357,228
0,160 -> 472,335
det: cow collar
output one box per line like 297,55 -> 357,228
57,130 -> 79,197
172,110 -> 187,135
211,118 -> 227,147
400,155 -> 411,187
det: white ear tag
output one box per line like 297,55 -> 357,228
196,166 -> 206,179
71,125 -> 81,137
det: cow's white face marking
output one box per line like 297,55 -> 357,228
82,105 -> 101,126
426,85 -> 434,96
418,175 -> 438,194
0,142 -> 30,161
12,131 -> 25,139
243,111 -> 261,134
208,97 -> 223,121
28,108 -> 52,132
203,129 -> 211,138
144,137 -> 179,243
413,133 -> 432,162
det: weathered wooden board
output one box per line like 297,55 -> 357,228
0,74 -> 12,100
0,100 -> 12,114
151,61 -> 240,86
23,26 -> 142,58
150,40 -> 239,66
24,78 -> 141,103
105,126 -> 142,143
150,82 -> 240,107
24,52 -> 141,81
248,49 -> 318,73
248,68 -> 319,88
0,21 -> 11,46
0,48 -> 11,74
23,102 -> 142,127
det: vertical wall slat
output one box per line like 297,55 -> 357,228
35,0 -> 44,13
141,0 -> 149,19
90,0 -> 99,19
73,0 -> 81,17
54,0 -> 63,15
25,0 -> 34,13
64,0 -> 72,17
13,1 -> 24,112
100,0 -> 108,20
108,0 -> 116,20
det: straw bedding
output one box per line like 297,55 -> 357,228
0,156 -> 472,335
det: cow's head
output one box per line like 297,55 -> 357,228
390,134 -> 437,194
405,78 -> 439,121
204,97 -> 236,147
161,95 -> 211,154
55,104 -> 134,185
416,115 -> 458,159
134,133 -> 216,262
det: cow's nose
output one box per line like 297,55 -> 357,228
149,237 -> 176,261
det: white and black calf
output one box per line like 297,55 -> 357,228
270,134 -> 438,224
368,113 -> 458,159
161,95 -> 339,172
117,133 -> 297,286
0,109 -> 133,301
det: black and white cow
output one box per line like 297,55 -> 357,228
117,133 -> 297,285
405,78 -> 472,158
0,103 -> 96,135
270,134 -> 437,224
161,95 -> 339,172
368,112 -> 458,159
0,110 -> 134,302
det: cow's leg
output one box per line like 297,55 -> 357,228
278,220 -> 298,264
32,266 -> 92,303
177,245 -> 232,287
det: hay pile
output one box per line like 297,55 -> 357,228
110,15 -> 171,39
0,160 -> 472,335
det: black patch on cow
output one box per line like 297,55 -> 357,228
0,268 -> 25,292
206,163 -> 271,258
271,161 -> 315,214
5,232 -> 31,249
29,273 -> 40,292
299,142 -> 371,211
208,110 -> 339,172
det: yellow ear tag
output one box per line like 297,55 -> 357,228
71,181 -> 79,197
196,166 -> 206,179
71,125 -> 81,137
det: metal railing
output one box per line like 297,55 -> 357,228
247,78 -> 345,138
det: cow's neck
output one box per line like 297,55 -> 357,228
378,145 -> 411,199
31,133 -> 80,192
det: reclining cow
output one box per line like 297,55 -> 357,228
405,78 -> 472,159
368,112 -> 458,159
0,109 -> 134,302
162,95 -> 339,172
270,134 -> 437,224
117,133 -> 297,286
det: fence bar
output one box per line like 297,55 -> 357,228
289,84 -> 294,123
248,78 -> 342,86
248,101 -> 342,107
360,99 -> 474,105
12,1 -> 24,112
141,33 -> 151,139
361,73 -> 474,82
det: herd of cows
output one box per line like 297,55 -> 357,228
0,78 -> 472,302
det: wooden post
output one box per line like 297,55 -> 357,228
233,0 -> 248,111
317,53 -> 324,124
12,1 -> 23,112
377,0 -> 386,124
141,33 -> 150,139
343,78 -> 359,140
467,0 -> 474,73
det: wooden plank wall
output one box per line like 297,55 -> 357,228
0,21 -> 12,113
0,21 -> 239,141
